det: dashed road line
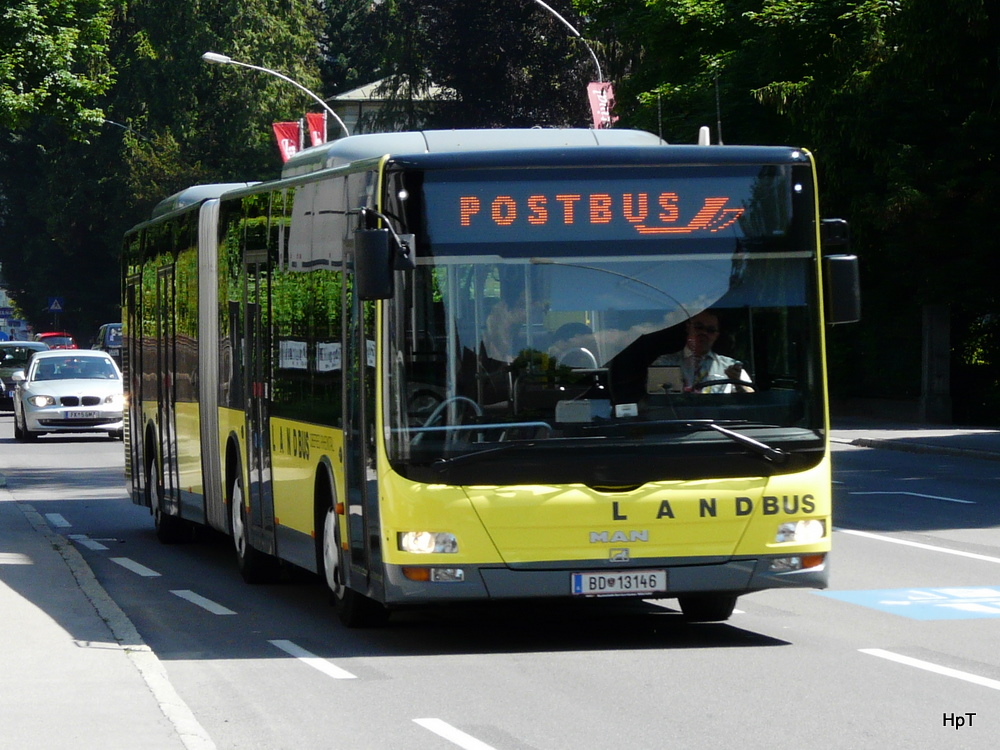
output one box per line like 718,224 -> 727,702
268,639 -> 357,679
861,648 -> 1000,691
413,718 -> 497,750
110,557 -> 161,577
171,590 -> 236,615
45,512 -> 71,527
68,534 -> 109,551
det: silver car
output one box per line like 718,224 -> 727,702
12,349 -> 124,440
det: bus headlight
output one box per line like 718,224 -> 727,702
776,519 -> 826,543
398,531 -> 459,554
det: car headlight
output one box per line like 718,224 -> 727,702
27,395 -> 56,407
104,393 -> 124,406
398,531 -> 459,554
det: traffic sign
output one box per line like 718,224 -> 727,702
47,297 -> 64,313
817,586 -> 1000,620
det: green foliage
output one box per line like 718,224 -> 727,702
374,0 -> 593,129
2,0 -> 999,422
0,0 -> 120,136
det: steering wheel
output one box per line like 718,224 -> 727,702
692,377 -> 755,392
412,395 -> 484,447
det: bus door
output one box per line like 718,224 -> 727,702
343,281 -> 384,597
244,250 -> 275,554
156,266 -> 180,513
123,277 -> 141,501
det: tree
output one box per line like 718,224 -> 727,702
0,0 -> 328,340
0,0 -> 120,136
375,0 -> 594,130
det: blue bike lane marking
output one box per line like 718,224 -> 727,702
817,587 -> 1000,620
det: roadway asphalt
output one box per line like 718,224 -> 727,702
2,418 -> 999,750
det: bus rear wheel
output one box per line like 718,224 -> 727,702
677,594 -> 738,622
321,507 -> 388,628
149,458 -> 188,544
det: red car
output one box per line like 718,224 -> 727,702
33,331 -> 78,350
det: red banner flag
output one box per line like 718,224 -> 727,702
272,122 -> 301,162
306,112 -> 326,147
587,82 -> 619,130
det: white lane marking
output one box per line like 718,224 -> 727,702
170,590 -> 236,615
851,490 -> 974,505
45,513 -> 71,527
268,639 -> 356,680
110,557 -> 161,577
861,648 -> 1000,691
836,528 -> 1000,564
0,552 -> 32,565
68,534 -> 109,551
413,718 -> 498,750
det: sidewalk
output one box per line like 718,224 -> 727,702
830,417 -> 1000,461
0,480 -> 213,750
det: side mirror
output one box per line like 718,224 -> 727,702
355,229 -> 394,300
11,371 -> 25,382
824,254 -> 861,325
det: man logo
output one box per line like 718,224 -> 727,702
609,548 -> 630,562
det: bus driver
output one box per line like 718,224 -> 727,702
651,309 -> 753,393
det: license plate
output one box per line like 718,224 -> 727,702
67,411 -> 99,420
571,569 -> 667,597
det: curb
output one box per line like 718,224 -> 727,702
844,437 -> 1000,463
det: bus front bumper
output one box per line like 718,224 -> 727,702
382,554 -> 828,605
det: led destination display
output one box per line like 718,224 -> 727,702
421,166 -> 792,247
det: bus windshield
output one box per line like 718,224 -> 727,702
385,162 -> 824,485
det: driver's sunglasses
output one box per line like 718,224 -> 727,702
691,322 -> 719,334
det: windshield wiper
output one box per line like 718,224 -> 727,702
699,421 -> 789,464
431,440 -> 539,474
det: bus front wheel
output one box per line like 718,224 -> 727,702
321,507 -> 388,628
677,594 -> 738,622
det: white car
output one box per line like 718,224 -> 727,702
12,349 -> 124,441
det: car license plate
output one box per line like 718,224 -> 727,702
67,411 -> 99,420
571,569 -> 667,596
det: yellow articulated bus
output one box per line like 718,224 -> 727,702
122,128 -> 859,626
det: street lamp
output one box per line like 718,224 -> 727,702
529,0 -> 602,82
201,52 -> 351,138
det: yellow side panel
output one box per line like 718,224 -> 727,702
269,417 -> 344,535
175,401 -> 203,497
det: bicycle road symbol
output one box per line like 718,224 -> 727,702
817,587 -> 1000,620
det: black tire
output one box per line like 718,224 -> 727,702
13,411 -> 23,440
20,412 -> 37,442
149,459 -> 189,544
677,594 -> 738,622
320,506 -> 389,628
230,470 -> 277,583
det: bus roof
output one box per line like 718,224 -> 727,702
151,182 -> 259,218
280,128 -> 666,178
